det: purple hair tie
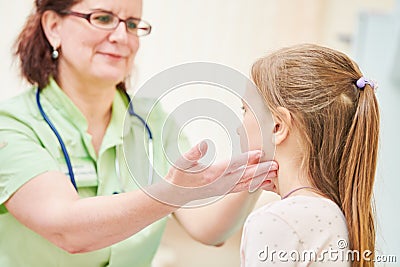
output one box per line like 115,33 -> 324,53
356,77 -> 375,90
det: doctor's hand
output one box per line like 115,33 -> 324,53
165,141 -> 278,200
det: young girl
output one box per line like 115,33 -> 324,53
239,44 -> 379,266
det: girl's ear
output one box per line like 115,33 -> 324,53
272,107 -> 291,146
41,10 -> 63,49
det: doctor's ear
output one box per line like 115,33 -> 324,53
41,10 -> 63,49
272,107 -> 291,146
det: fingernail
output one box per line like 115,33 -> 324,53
270,161 -> 278,169
198,140 -> 207,152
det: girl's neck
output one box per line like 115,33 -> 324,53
274,155 -> 320,199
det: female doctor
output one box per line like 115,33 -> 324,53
0,0 -> 278,266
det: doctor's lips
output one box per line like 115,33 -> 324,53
98,52 -> 129,59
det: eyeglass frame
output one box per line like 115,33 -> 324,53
59,10 -> 152,37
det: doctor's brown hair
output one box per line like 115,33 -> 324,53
252,44 -> 379,267
15,0 -> 126,90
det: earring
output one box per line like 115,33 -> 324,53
51,46 -> 59,59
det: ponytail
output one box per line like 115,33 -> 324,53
339,84 -> 379,267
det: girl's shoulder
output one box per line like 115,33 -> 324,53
243,196 -> 349,258
248,195 -> 347,230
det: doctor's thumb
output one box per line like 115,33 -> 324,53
186,140 -> 208,161
175,140 -> 209,170
196,140 -> 208,158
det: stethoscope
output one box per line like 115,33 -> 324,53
36,88 -> 154,192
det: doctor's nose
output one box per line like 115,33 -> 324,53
109,22 -> 131,44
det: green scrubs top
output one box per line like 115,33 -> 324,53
0,79 -> 188,267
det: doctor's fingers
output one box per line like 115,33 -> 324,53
227,160 -> 278,182
248,169 -> 277,192
213,150 -> 269,175
231,170 -> 277,194
210,161 -> 277,194
174,141 -> 208,170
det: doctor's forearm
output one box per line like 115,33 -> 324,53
53,190 -> 179,253
5,171 -> 192,254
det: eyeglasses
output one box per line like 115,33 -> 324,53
60,10 -> 152,37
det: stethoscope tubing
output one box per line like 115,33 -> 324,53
36,88 -> 153,192
36,88 -> 78,190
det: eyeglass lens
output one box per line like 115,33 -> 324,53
90,11 -> 150,36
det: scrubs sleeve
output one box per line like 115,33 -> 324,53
0,116 -> 59,209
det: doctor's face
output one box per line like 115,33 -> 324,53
237,85 -> 276,161
57,0 -> 143,85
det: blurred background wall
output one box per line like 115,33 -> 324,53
1,0 -> 399,266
